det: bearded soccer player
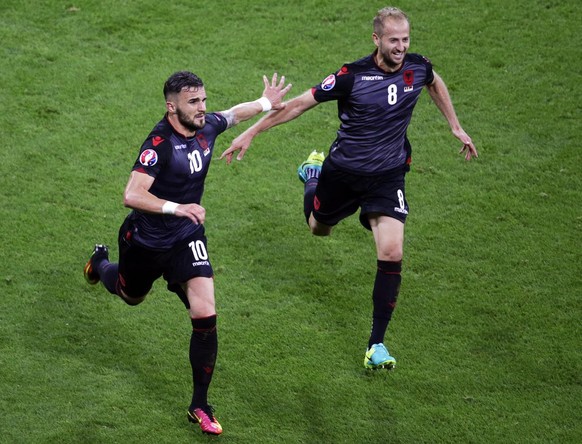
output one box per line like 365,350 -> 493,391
84,71 -> 291,435
221,7 -> 478,370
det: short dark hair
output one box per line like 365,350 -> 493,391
163,71 -> 204,98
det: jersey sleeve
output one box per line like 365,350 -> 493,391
206,112 -> 229,134
131,135 -> 172,178
420,55 -> 434,85
311,66 -> 355,103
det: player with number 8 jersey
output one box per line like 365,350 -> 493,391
221,6 -> 478,371
311,52 -> 433,174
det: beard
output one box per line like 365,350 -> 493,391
176,107 -> 205,132
379,50 -> 403,70
376,40 -> 407,71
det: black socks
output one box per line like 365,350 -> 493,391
189,315 -> 218,409
96,260 -> 119,295
303,179 -> 318,224
368,260 -> 402,348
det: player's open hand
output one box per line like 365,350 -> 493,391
261,73 -> 292,111
454,129 -> 478,161
220,131 -> 253,165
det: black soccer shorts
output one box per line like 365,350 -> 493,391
313,158 -> 409,230
117,219 -> 213,305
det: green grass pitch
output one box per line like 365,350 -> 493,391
0,0 -> 580,442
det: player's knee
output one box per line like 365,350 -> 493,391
376,241 -> 403,261
378,249 -> 403,262
118,286 -> 147,306
123,295 -> 146,306
309,218 -> 332,236
311,227 -> 330,236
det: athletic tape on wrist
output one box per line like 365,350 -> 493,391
256,97 -> 272,112
162,201 -> 179,215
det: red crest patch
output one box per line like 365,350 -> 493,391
196,133 -> 208,150
403,70 -> 414,86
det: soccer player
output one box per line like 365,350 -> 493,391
220,7 -> 478,369
83,71 -> 291,435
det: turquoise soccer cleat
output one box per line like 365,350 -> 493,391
297,150 -> 325,183
364,343 -> 396,370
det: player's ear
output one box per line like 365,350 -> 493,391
372,32 -> 380,47
166,100 -> 176,113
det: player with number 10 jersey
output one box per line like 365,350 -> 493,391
128,113 -> 228,250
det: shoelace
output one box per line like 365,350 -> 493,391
198,404 -> 217,421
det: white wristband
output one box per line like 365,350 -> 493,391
162,201 -> 179,215
255,97 -> 272,112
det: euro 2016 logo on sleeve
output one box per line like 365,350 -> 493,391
139,149 -> 158,166
321,74 -> 336,91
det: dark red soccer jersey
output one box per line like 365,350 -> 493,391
312,52 -> 434,174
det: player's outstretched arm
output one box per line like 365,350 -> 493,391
220,90 -> 319,164
222,73 -> 292,126
426,71 -> 478,161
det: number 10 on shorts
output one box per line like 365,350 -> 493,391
189,240 -> 208,261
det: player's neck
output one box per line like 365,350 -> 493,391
376,59 -> 403,73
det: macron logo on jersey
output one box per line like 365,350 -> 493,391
362,75 -> 383,81
321,74 -> 336,91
